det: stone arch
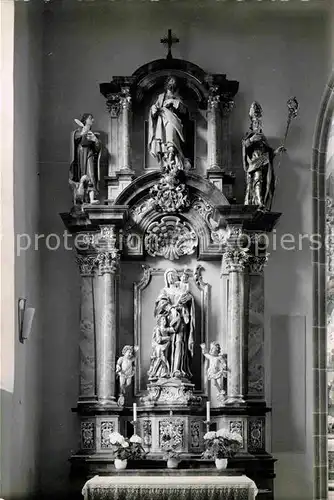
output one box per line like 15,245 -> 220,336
312,72 -> 334,498
131,57 -> 238,110
116,171 -> 230,260
115,170 -> 230,207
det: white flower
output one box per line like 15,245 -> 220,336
216,429 -> 229,438
130,434 -> 142,444
216,428 -> 243,444
229,432 -> 243,444
203,431 -> 217,440
121,441 -> 129,448
109,432 -> 125,444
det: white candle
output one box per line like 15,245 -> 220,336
206,401 -> 210,422
133,403 -> 137,421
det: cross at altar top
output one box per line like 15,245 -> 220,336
160,29 -> 179,60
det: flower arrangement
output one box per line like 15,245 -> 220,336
202,429 -> 243,459
328,415 -> 334,434
109,432 -> 146,460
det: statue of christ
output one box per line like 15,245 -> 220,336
148,76 -> 188,170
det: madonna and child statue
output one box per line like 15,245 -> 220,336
149,269 -> 195,381
143,269 -> 199,406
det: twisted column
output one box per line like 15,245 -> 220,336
76,255 -> 97,404
223,243 -> 250,404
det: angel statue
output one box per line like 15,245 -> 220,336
243,102 -> 286,210
201,342 -> 228,401
116,345 -> 139,407
69,113 -> 101,206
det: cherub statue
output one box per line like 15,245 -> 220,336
200,342 -> 228,400
116,345 -> 139,406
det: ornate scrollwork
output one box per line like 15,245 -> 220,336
191,196 -> 213,223
144,216 -> 198,261
150,169 -> 190,213
327,196 -> 334,277
159,419 -> 184,450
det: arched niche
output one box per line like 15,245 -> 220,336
100,58 -> 239,177
312,71 -> 334,498
115,171 -> 230,261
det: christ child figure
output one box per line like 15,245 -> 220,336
116,345 -> 139,404
200,341 -> 228,394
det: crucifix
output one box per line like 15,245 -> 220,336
160,29 -> 179,60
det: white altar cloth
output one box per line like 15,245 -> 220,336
82,474 -> 258,500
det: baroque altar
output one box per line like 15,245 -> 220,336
61,35 -> 285,500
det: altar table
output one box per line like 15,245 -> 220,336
82,474 -> 258,500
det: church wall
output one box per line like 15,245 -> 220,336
38,2 -> 332,500
1,2 -> 44,499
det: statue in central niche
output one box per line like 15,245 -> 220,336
149,269 -> 195,381
148,76 -> 189,171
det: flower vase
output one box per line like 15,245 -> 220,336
167,458 -> 179,469
114,459 -> 127,470
215,458 -> 228,470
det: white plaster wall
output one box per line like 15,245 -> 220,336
0,2 -> 43,499
38,2 -> 332,500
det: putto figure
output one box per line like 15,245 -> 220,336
69,113 -> 101,206
242,102 -> 286,210
116,345 -> 139,406
200,342 -> 228,400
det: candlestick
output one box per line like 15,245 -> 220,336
206,401 -> 210,422
204,420 -> 211,434
133,402 -> 137,421
131,420 -> 138,436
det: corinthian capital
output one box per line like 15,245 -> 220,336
106,93 -> 121,118
96,251 -> 119,275
248,254 -> 269,274
221,100 -> 234,116
120,87 -> 132,110
223,248 -> 250,273
208,86 -> 221,110
76,255 -> 96,276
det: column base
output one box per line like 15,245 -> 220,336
223,396 -> 246,406
77,397 -> 119,412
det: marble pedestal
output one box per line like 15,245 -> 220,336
141,378 -> 202,408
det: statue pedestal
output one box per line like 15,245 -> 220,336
141,378 -> 202,408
